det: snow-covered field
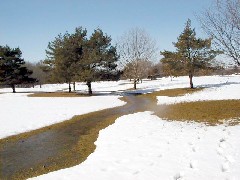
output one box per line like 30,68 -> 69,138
157,76 -> 240,105
1,75 -> 240,179
0,76 -> 202,139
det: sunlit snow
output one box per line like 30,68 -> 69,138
1,75 -> 240,179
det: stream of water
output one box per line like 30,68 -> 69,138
0,94 -> 156,179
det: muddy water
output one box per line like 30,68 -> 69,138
0,94 -> 156,180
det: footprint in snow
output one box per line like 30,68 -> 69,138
101,168 -> 107,172
173,172 -> 184,180
217,147 -> 224,155
219,141 -> 227,149
221,162 -> 230,172
149,162 -> 154,166
225,155 -> 234,163
192,146 -> 197,152
220,137 -> 226,143
189,161 -> 197,169
158,154 -> 163,158
133,171 -> 140,175
217,137 -> 227,154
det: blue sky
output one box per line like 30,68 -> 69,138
0,0 -> 213,62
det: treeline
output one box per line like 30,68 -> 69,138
1,0 -> 240,93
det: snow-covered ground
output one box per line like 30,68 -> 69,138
1,75 -> 240,179
157,76 -> 240,105
0,94 -> 125,139
0,76 -> 198,139
32,112 -> 240,180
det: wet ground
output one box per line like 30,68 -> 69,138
0,93 -> 157,180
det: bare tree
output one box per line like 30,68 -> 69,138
117,27 -> 157,89
25,61 -> 49,87
122,59 -> 153,82
198,0 -> 240,66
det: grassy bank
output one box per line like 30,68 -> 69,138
149,88 -> 240,125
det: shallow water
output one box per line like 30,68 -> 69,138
0,94 -> 155,179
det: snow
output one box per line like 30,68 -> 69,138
0,94 -> 125,139
157,75 -> 240,105
32,112 -> 240,180
1,75 -> 240,179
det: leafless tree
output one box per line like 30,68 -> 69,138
122,59 -> 153,82
198,0 -> 240,65
25,61 -> 48,87
117,27 -> 157,89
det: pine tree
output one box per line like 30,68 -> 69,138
79,28 -> 119,94
161,19 -> 220,88
46,27 -> 119,94
0,46 -> 36,93
46,27 -> 87,92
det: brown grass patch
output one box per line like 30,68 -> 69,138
155,100 -> 240,125
142,88 -> 203,102
149,88 -> 204,97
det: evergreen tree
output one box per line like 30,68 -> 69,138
79,28 -> 119,94
46,27 -> 119,94
161,19 -> 220,88
0,46 -> 36,93
161,51 -> 184,80
46,27 -> 87,92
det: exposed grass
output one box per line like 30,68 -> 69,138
141,87 -> 240,125
154,100 -> 240,125
151,88 -> 204,97
28,92 -> 90,97
142,88 -> 204,101
1,108 -> 120,180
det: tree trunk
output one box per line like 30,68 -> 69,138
40,83 -> 42,88
73,82 -> 76,91
189,73 -> 194,88
68,82 -> 71,93
11,84 -> 16,93
87,81 -> 92,95
134,79 -> 137,89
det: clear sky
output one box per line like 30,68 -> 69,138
0,0 -> 213,63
